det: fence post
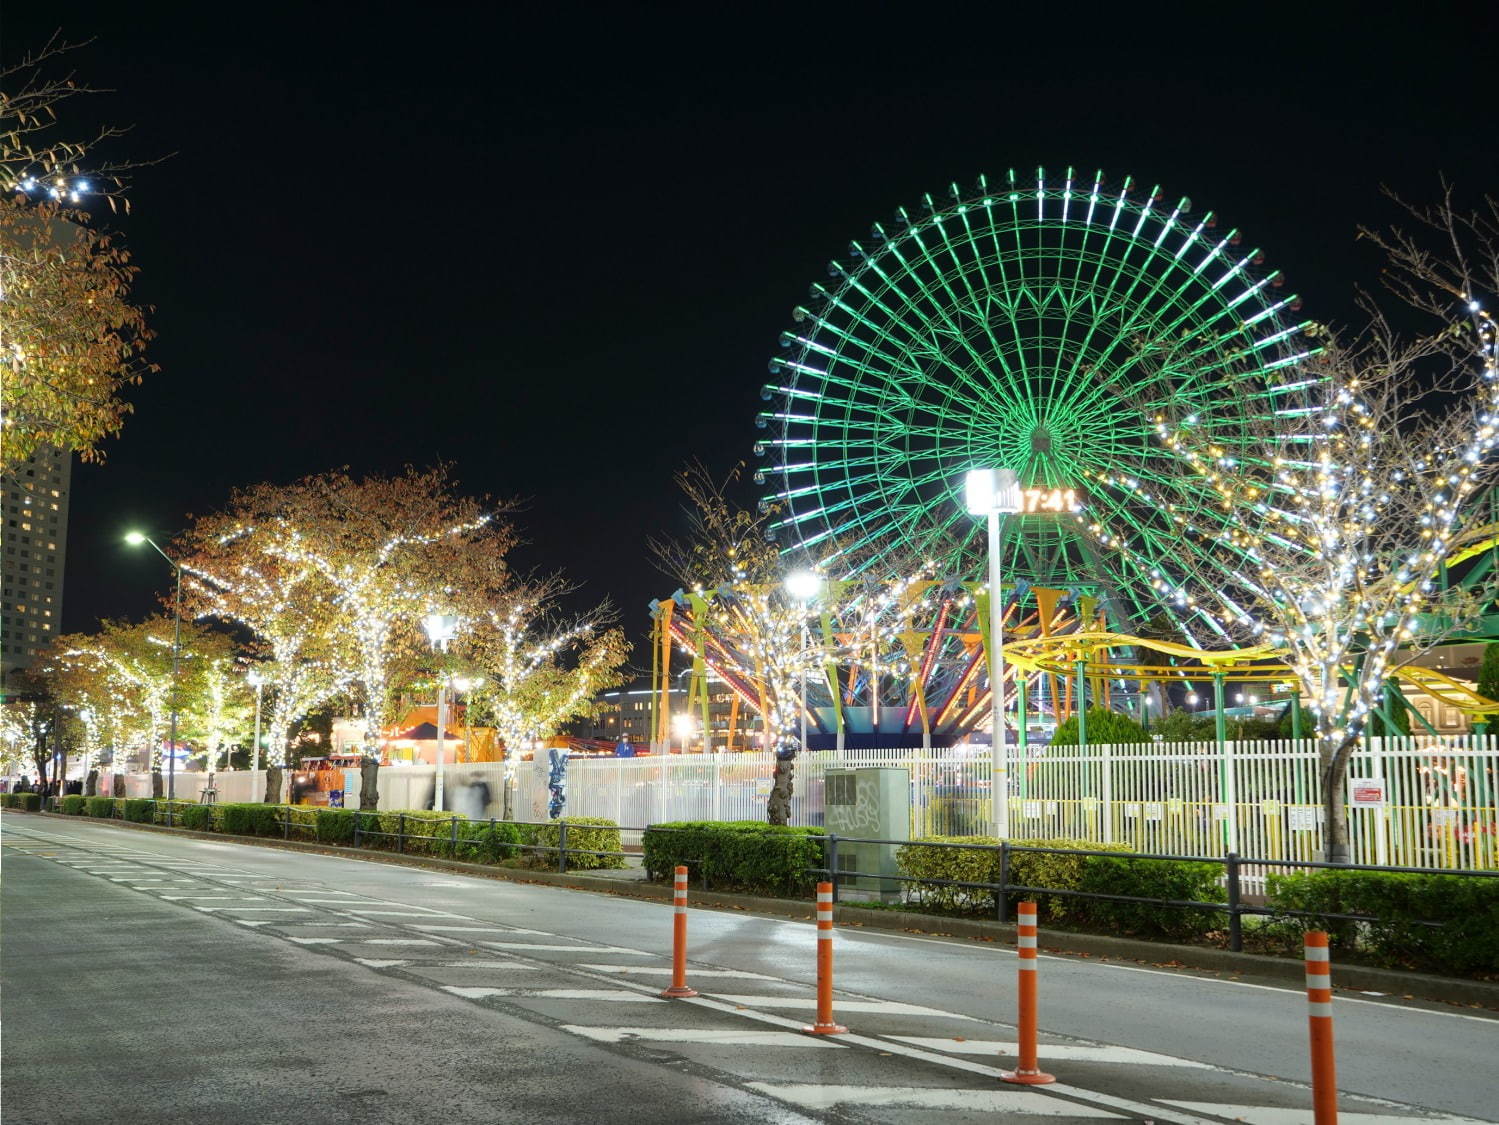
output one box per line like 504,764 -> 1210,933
996,840 -> 1010,924
826,834 -> 841,903
450,815 -> 459,858
1001,901 -> 1055,1085
558,820 -> 569,873
1305,931 -> 1337,1125
661,865 -> 698,998
1224,737 -> 1240,854
283,806 -> 290,839
354,810 -> 362,848
1100,742 -> 1114,844
398,813 -> 405,854
803,881 -> 847,1035
1225,852 -> 1242,953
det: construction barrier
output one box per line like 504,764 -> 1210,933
803,881 -> 847,1035
1305,931 -> 1337,1124
1001,900 -> 1056,1085
661,865 -> 698,998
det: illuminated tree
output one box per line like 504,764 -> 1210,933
178,632 -> 250,775
462,575 -> 628,765
52,619 -> 175,772
0,700 -> 36,776
1,37 -> 154,469
652,464 -> 822,824
1096,194 -> 1499,862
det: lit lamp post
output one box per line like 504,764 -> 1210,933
671,712 -> 695,755
125,531 -> 183,801
423,612 -> 459,812
247,669 -> 265,799
963,468 -> 1022,840
784,570 -> 824,757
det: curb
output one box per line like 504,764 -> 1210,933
16,810 -> 1497,1010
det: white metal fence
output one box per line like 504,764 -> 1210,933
92,734 -> 1497,870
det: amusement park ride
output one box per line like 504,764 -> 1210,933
648,168 -> 1499,751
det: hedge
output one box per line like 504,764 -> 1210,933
643,821 -> 826,895
15,793 -> 42,812
123,798 -> 156,824
86,796 -> 117,818
60,795 -> 87,815
455,819 -> 522,864
529,817 -> 626,870
221,803 -> 282,837
895,836 -> 1224,939
1263,868 -> 1499,978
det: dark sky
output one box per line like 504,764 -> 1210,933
8,3 -> 1498,658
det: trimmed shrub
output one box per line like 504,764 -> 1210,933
220,803 -> 281,837
643,821 -> 825,894
17,793 -> 42,812
0,793 -> 13,808
1264,868 -> 1499,978
1072,854 -> 1225,940
364,810 -> 468,856
1050,707 -> 1150,746
315,807 -> 355,844
60,795 -> 87,815
152,800 -> 197,826
123,798 -> 155,824
86,796 -> 116,818
532,817 -> 625,870
455,819 -> 523,864
896,836 -> 1136,916
177,804 -> 213,831
285,806 -> 317,840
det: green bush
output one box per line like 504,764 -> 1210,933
895,836 -> 1136,916
152,800 -> 197,826
0,793 -> 12,808
177,804 -> 213,831
643,821 -> 825,893
315,808 -> 355,844
456,819 -> 523,863
123,798 -> 155,824
220,803 -> 281,837
1264,869 -> 1499,978
86,796 -> 116,818
1073,854 -> 1225,940
1050,707 -> 1150,746
60,795 -> 87,815
530,816 -> 626,871
16,792 -> 42,812
285,806 -> 317,840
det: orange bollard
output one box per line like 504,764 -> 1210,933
1001,900 -> 1055,1085
803,881 -> 847,1035
661,865 -> 698,998
1305,931 -> 1337,1125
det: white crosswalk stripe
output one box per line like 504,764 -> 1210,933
746,1083 -> 1123,1116
887,1037 -> 1215,1068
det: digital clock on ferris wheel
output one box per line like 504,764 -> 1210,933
1019,487 -> 1083,514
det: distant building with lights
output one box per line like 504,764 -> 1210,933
1,445 -> 71,688
571,679 -> 769,752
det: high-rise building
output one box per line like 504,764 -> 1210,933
1,446 -> 72,687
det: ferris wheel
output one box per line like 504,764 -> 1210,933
756,167 -> 1317,634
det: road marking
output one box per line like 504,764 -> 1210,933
579,965 -> 780,981
437,961 -> 541,970
563,1026 -> 843,1048
409,924 -> 550,935
886,1037 -> 1214,1068
442,987 -> 665,1003
340,909 -> 463,918
360,939 -> 443,946
706,994 -> 979,1019
1160,1103 -> 1490,1125
159,895 -> 261,901
232,920 -> 274,927
353,958 -> 411,968
287,937 -> 341,945
194,906 -> 311,913
745,1083 -> 1121,1116
478,941 -> 654,956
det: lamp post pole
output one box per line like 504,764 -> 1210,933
126,532 -> 184,802
249,672 -> 264,800
423,613 -> 459,813
964,469 -> 1021,842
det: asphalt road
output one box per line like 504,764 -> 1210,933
3,813 -> 1495,1125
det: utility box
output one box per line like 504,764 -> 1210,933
823,767 -> 910,902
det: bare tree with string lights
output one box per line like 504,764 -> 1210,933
1090,192 -> 1499,862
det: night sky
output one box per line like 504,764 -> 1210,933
8,4 -> 1498,661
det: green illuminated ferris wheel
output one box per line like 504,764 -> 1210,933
756,167 -> 1316,630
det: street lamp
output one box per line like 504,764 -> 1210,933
963,467 -> 1022,840
247,669 -> 265,800
125,531 -> 183,801
671,712 -> 696,754
422,612 -> 459,811
784,570 -> 824,758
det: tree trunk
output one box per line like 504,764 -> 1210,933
264,766 -> 283,805
151,769 -> 164,799
112,774 -> 126,798
1319,735 -> 1358,865
85,769 -> 98,797
767,756 -> 795,825
358,759 -> 379,811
